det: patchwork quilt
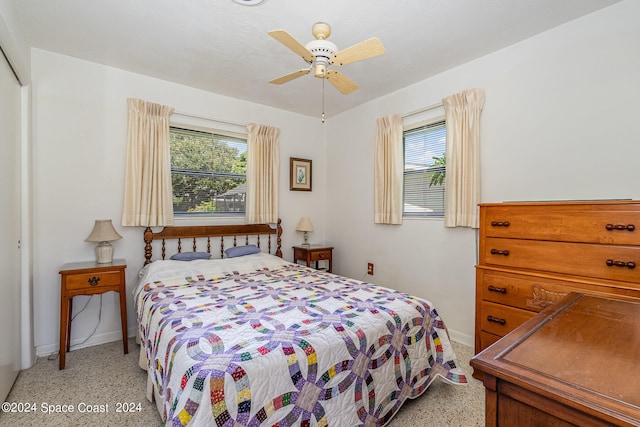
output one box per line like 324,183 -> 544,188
135,253 -> 466,427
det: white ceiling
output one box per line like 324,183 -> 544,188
13,0 -> 619,118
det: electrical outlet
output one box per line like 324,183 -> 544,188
367,263 -> 374,275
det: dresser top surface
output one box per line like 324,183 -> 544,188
479,200 -> 640,208
504,294 -> 640,406
472,293 -> 640,416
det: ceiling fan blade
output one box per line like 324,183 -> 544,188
268,30 -> 315,63
269,68 -> 311,85
325,70 -> 359,94
330,37 -> 385,66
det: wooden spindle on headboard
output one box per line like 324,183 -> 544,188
276,218 -> 282,257
192,238 -> 197,252
161,240 -> 166,260
144,227 -> 153,265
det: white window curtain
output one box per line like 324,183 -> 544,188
442,88 -> 485,228
245,123 -> 280,224
374,114 -> 403,225
121,98 -> 175,227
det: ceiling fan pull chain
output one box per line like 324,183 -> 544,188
321,77 -> 325,121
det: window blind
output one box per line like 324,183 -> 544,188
403,120 -> 447,216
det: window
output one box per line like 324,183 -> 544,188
403,120 -> 447,217
170,126 -> 247,216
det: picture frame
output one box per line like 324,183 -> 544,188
289,157 -> 312,191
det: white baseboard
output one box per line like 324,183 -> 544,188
447,327 -> 474,348
35,326 -> 137,357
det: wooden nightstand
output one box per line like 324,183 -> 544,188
58,259 -> 128,369
292,245 -> 333,273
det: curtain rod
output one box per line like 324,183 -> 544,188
173,110 -> 247,128
401,101 -> 443,119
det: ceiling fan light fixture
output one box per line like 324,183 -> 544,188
314,62 -> 327,78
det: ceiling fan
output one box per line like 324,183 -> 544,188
268,22 -> 385,95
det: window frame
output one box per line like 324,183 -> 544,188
402,116 -> 447,219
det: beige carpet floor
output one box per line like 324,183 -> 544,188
1,338 -> 484,426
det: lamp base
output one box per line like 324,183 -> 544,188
95,241 -> 114,264
301,231 -> 310,246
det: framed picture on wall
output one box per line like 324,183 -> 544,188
290,157 -> 312,191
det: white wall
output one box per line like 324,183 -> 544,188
31,50 -> 326,355
325,0 -> 640,346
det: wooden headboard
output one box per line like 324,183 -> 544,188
143,219 -> 282,265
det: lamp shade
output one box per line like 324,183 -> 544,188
296,217 -> 313,232
85,220 -> 123,242
86,220 -> 122,264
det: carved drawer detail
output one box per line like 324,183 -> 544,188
526,285 -> 568,310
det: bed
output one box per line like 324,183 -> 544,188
135,220 -> 467,426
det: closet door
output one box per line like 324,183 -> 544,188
0,49 -> 21,401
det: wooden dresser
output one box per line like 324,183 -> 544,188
471,293 -> 640,426
475,201 -> 640,356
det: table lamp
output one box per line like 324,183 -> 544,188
85,219 -> 123,263
296,217 -> 313,246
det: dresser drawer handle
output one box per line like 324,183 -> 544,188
605,259 -> 636,269
490,249 -> 510,256
487,315 -> 506,325
488,285 -> 507,294
605,223 -> 635,232
87,276 -> 101,286
490,221 -> 510,227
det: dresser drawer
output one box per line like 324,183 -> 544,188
480,301 -> 535,337
483,238 -> 640,283
482,205 -> 640,245
478,270 -> 571,312
480,331 -> 502,350
64,270 -> 122,291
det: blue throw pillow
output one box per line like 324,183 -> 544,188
170,251 -> 212,261
225,244 -> 261,258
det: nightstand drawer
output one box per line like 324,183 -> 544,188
310,250 -> 331,261
65,270 -> 121,291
